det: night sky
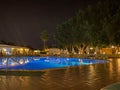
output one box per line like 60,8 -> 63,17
0,0 -> 97,49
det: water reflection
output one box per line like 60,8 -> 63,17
0,57 -> 30,69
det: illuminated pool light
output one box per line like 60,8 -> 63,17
0,57 -> 108,70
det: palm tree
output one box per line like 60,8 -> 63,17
40,30 -> 49,50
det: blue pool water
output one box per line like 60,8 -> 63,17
0,57 -> 108,70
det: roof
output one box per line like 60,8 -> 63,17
0,44 -> 29,49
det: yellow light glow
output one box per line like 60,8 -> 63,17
103,52 -> 105,54
117,58 -> 120,61
94,52 -> 97,54
111,46 -> 114,48
90,47 -> 93,50
11,63 -> 16,66
3,48 -> 6,51
45,49 -> 49,52
34,50 -> 40,53
19,59 -> 24,64
12,48 -> 14,50
25,49 -> 29,51
20,48 -> 23,50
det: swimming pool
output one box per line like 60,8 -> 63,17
0,56 -> 108,70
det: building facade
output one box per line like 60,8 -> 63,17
0,44 -> 30,56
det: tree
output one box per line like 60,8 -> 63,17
104,8 -> 120,45
55,1 -> 120,54
40,30 -> 49,50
